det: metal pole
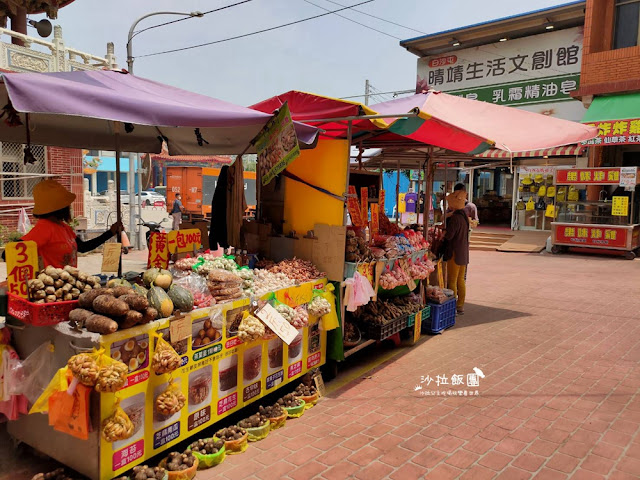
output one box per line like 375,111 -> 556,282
511,167 -> 519,230
136,153 -> 142,249
364,79 -> 370,106
128,153 -> 135,247
396,159 -> 400,224
114,122 -> 123,277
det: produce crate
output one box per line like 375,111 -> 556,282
406,313 -> 416,327
362,314 -> 408,340
7,293 -> 78,327
422,297 -> 455,334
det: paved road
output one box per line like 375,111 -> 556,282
3,250 -> 640,479
199,250 -> 640,480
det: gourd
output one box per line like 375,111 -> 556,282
148,285 -> 174,318
167,284 -> 194,313
154,269 -> 173,290
106,278 -> 131,289
142,268 -> 160,287
131,284 -> 148,297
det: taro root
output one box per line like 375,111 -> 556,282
188,438 -> 225,455
238,413 -> 268,429
277,392 -> 303,408
294,383 -> 317,397
258,404 -> 284,418
215,425 -> 247,441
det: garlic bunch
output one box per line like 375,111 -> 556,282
238,315 -> 266,343
252,270 -> 295,297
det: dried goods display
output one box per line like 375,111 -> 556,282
426,285 -> 450,304
258,404 -> 284,419
409,258 -> 435,280
31,468 -> 75,480
274,303 -> 295,323
215,426 -> 247,442
351,296 -> 424,326
207,269 -> 243,303
277,392 -> 303,408
122,465 -> 166,480
163,452 -> 196,471
102,406 -> 135,442
294,383 -> 317,397
173,257 -> 199,272
345,229 -> 371,262
252,269 -> 295,297
254,258 -> 275,269
27,266 -> 100,303
308,296 -> 331,317
379,266 -> 412,290
235,268 -> 254,293
238,413 -> 268,429
237,314 -> 265,343
267,258 -> 324,283
291,305 -> 309,328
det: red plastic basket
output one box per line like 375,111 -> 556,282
7,293 -> 78,326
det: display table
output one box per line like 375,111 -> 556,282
7,279 -> 327,480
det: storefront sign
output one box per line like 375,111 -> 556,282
5,241 -> 38,298
556,225 -> 627,248
99,279 -> 327,480
612,196 -> 629,217
257,102 -> 300,186
167,229 -> 201,254
620,167 -> 638,188
518,166 -> 556,176
555,168 -> 621,185
147,233 -> 169,269
583,119 -> 640,146
417,27 -> 583,120
101,243 -> 122,274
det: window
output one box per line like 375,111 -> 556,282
1,143 -> 47,199
614,0 -> 640,49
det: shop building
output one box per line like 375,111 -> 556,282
400,1 -> 588,230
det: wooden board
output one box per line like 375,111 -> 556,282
497,230 -> 550,253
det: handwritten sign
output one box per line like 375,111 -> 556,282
612,196 -> 629,216
167,229 -> 202,254
370,203 -> 379,237
170,314 -> 191,342
276,282 -> 312,308
101,243 -> 122,273
148,232 -> 169,269
314,373 -> 326,398
255,303 -> 298,345
413,310 -> 422,343
347,186 -> 364,227
5,241 -> 38,299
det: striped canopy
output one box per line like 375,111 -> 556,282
475,145 -> 586,159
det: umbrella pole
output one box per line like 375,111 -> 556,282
396,159 -> 400,224
114,122 -> 123,277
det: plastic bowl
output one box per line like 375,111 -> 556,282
295,392 -> 319,409
186,438 -> 226,469
159,457 -> 199,480
268,412 -> 287,430
284,399 -> 306,418
245,421 -> 271,442
224,432 -> 248,455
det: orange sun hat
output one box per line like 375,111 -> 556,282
32,179 -> 76,215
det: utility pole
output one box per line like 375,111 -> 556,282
364,79 -> 370,106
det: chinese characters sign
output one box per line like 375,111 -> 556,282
582,119 -> 640,146
555,168 -> 621,185
5,241 -> 38,298
612,196 -> 629,217
167,229 -> 202,254
147,232 -> 169,269
416,27 -> 583,119
555,225 -> 628,248
257,102 -> 300,186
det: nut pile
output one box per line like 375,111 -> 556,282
291,306 -> 309,328
258,404 -> 284,418
28,266 -> 99,303
277,392 -> 303,408
237,315 -> 265,343
164,452 -> 196,471
252,269 -> 295,297
308,296 -> 331,317
215,425 -> 247,441
67,353 -> 99,386
151,338 -> 181,375
268,258 -> 324,283
189,438 -> 225,455
238,413 -> 268,429
127,465 -> 166,480
95,361 -> 128,393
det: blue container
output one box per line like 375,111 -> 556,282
423,297 -> 456,333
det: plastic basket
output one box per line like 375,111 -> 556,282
362,314 -> 408,340
7,293 -> 78,326
423,297 -> 456,334
406,313 -> 416,327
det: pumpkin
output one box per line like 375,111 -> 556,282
167,284 -> 194,313
131,283 -> 148,297
107,278 -> 131,289
143,268 -> 160,287
154,270 -> 173,290
148,285 -> 174,318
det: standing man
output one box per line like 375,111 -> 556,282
171,193 -> 184,231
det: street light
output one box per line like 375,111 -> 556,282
125,10 -> 203,249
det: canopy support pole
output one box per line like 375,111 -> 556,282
396,159 -> 400,224
114,122 -> 123,277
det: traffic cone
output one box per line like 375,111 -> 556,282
121,231 -> 131,252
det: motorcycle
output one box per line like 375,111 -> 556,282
139,218 -> 169,246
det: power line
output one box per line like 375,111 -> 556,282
341,88 -> 415,99
320,0 -> 426,34
131,0 -> 257,41
138,0 -> 375,58
301,0 -> 400,40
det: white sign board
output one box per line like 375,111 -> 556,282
255,303 -> 299,345
417,27 -> 585,121
620,167 -> 638,190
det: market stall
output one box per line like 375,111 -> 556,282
551,166 -> 640,259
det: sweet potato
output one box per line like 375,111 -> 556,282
142,307 -> 158,323
119,310 -> 143,329
69,308 -> 93,326
85,314 -> 118,334
120,294 -> 149,312
93,295 -> 129,317
78,288 -> 113,309
112,286 -> 133,298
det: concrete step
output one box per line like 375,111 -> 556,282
470,244 -> 499,251
469,240 -> 502,249
471,232 -> 514,241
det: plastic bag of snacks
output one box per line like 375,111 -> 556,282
102,399 -> 134,443
152,333 -> 181,375
175,274 -> 214,309
308,284 -> 339,331
156,380 -> 186,417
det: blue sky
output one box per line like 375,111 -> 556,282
32,0 -> 565,105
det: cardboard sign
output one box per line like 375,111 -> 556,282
360,187 -> 368,225
167,229 -> 202,254
314,374 -> 326,398
170,314 -> 191,342
255,303 -> 298,345
612,196 -> 629,216
257,101 -> 300,186
101,243 -> 122,273
148,232 -> 169,269
5,241 -> 38,299
413,310 -> 422,343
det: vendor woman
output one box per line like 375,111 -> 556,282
10,180 -> 123,269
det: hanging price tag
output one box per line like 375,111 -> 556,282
5,241 -> 38,299
170,313 -> 192,342
101,243 -> 122,273
413,310 -> 422,343
437,259 -> 444,289
255,303 -> 298,345
360,187 -> 368,225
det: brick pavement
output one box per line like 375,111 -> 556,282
196,251 -> 640,480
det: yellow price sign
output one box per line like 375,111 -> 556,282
437,259 -> 444,289
413,310 -> 422,343
5,241 -> 38,299
612,196 -> 629,216
167,229 -> 202,254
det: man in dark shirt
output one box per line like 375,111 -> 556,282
171,193 -> 184,231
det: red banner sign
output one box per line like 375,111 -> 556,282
555,168 -> 621,185
360,187 -> 368,225
148,232 -> 169,269
583,119 -> 640,146
555,225 -> 627,248
347,186 -> 364,227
